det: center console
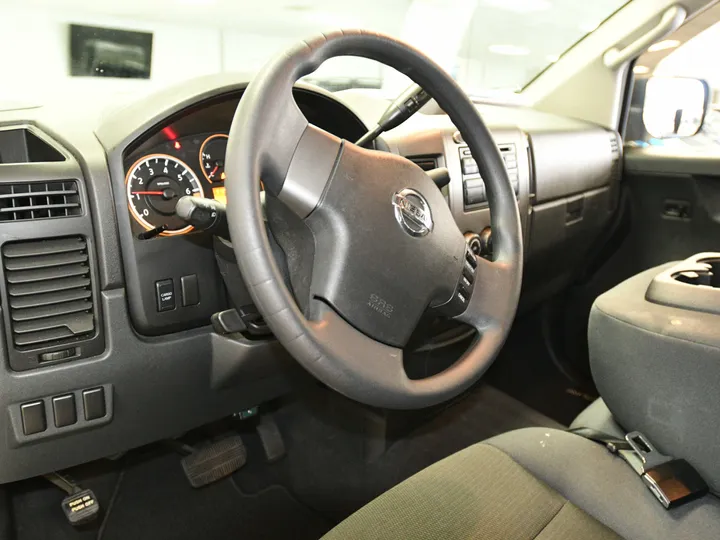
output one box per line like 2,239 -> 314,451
589,254 -> 720,493
645,253 -> 720,314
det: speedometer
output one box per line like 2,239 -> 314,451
125,154 -> 205,236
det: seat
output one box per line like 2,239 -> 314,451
323,428 -> 720,539
570,398 -> 625,439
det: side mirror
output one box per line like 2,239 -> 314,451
642,77 -> 710,138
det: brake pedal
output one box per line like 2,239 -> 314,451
181,435 -> 247,488
44,473 -> 100,527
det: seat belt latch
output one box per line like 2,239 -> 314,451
624,431 -> 708,509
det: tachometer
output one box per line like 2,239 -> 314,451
199,134 -> 228,182
125,154 -> 204,236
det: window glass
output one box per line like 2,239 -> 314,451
0,0 -> 627,107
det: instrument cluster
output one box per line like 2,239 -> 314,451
124,132 -> 230,236
122,88 -> 369,238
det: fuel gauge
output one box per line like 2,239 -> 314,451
199,134 -> 228,183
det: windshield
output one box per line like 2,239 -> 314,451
0,0 -> 628,107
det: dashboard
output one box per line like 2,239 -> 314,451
0,75 -> 620,483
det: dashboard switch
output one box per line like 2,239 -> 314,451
461,158 -> 479,176
155,279 -> 175,312
21,401 -> 46,435
82,388 -> 106,421
52,394 -> 77,428
181,275 -> 199,307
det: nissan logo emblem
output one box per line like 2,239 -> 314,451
391,188 -> 433,237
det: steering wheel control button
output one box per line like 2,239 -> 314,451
391,188 -> 433,237
464,232 -> 483,257
52,394 -> 77,428
21,401 -> 46,435
465,250 -> 478,270
181,274 -> 200,307
82,388 -> 106,421
155,279 -> 175,312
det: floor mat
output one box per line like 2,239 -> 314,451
99,449 -> 328,540
234,384 -> 563,525
8,382 -> 566,539
10,447 -> 329,540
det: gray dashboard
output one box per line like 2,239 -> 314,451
0,74 -> 620,482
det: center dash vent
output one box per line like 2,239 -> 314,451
0,181 -> 81,222
2,236 -> 95,349
408,156 -> 438,171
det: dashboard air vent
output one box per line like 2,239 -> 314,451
2,236 -> 95,349
408,156 -> 438,171
0,181 -> 81,222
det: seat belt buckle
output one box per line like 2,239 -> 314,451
625,431 -> 708,509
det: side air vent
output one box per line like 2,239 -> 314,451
408,156 -> 438,171
608,131 -> 622,184
0,181 -> 81,222
2,236 -> 95,349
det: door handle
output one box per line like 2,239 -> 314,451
662,199 -> 691,220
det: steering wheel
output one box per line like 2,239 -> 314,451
225,30 -> 523,409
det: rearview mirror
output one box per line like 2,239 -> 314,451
642,77 -> 710,138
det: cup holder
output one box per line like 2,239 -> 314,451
673,259 -> 720,288
648,253 -> 720,315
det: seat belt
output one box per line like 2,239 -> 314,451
569,428 -> 709,509
569,427 -> 633,453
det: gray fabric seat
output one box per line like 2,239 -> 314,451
570,397 -> 624,439
323,428 -> 720,539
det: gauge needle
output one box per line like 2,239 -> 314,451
209,165 -> 219,178
132,191 -> 165,195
